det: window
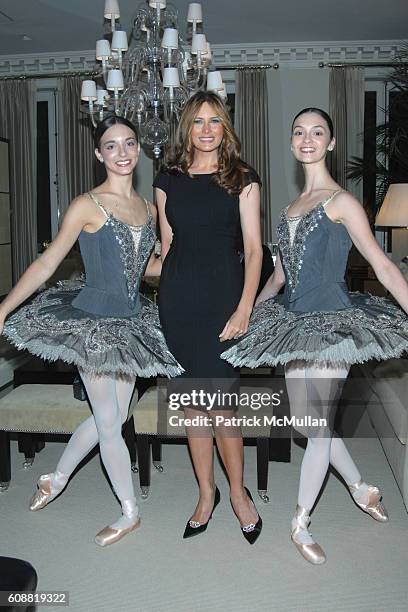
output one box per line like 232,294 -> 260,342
36,87 -> 59,247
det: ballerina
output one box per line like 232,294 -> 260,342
0,114 -> 182,547
222,107 -> 408,563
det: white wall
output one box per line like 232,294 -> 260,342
267,68 -> 330,241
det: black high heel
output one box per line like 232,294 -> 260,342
231,487 -> 262,545
183,487 -> 221,539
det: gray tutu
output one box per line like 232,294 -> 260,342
3,281 -> 184,378
221,292 -> 408,367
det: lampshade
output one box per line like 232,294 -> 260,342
163,67 -> 180,88
375,184 -> 408,227
81,80 -> 97,101
161,28 -> 178,49
191,33 -> 207,54
104,0 -> 120,19
206,71 -> 223,91
96,39 -> 111,60
106,69 -> 124,90
96,89 -> 109,107
149,0 -> 166,8
187,3 -> 203,22
111,30 -> 128,51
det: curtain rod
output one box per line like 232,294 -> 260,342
0,70 -> 99,81
0,64 -> 274,80
319,62 -> 407,68
216,64 -> 274,71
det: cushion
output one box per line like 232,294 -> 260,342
371,360 -> 408,445
0,384 -> 138,434
0,384 -> 91,434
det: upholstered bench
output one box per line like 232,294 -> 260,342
356,359 -> 408,511
0,384 -> 137,491
132,385 -> 288,502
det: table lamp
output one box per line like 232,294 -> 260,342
375,184 -> 408,264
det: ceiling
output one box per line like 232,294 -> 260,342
0,0 -> 406,56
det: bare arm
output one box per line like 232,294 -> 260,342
155,187 -> 173,263
0,195 -> 93,329
255,251 -> 286,305
327,192 -> 408,313
219,182 -> 263,341
144,202 -> 162,277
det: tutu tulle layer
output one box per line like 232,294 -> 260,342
221,292 -> 408,367
3,282 -> 183,377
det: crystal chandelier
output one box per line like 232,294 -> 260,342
80,0 -> 227,157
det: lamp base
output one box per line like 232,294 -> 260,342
391,228 -> 408,265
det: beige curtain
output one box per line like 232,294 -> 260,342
235,69 -> 272,243
329,67 -> 365,200
0,80 -> 37,280
58,76 -> 94,219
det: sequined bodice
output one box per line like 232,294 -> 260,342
277,191 -> 353,312
71,194 -> 156,317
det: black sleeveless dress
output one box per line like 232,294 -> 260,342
153,169 -> 261,389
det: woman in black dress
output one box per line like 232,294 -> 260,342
154,91 -> 263,543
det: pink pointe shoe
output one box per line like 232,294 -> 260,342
348,479 -> 389,522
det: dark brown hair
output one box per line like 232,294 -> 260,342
93,114 -> 138,149
166,91 -> 252,196
292,107 -> 334,139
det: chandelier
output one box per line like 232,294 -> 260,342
80,0 -> 227,157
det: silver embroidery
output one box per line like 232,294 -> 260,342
277,205 -> 324,292
3,283 -> 183,377
106,214 -> 156,308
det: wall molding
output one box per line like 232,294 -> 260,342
0,40 -> 403,76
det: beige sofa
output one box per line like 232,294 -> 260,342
357,358 -> 408,512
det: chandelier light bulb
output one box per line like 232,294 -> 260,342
81,80 -> 97,101
187,3 -> 203,22
111,30 -> 128,52
96,39 -> 111,60
106,69 -> 124,90
104,0 -> 120,19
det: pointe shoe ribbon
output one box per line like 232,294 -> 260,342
291,506 -> 326,565
94,518 -> 141,547
29,474 -> 54,512
349,480 -> 389,522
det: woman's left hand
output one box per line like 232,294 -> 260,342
219,306 -> 251,342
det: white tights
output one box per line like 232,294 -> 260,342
51,371 -> 138,527
285,361 -> 361,511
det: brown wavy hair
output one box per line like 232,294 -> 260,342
166,91 -> 252,196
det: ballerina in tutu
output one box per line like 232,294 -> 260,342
222,107 -> 408,564
0,114 -> 182,547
